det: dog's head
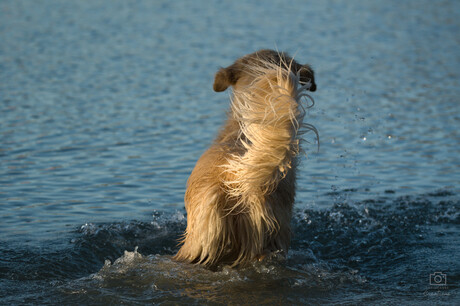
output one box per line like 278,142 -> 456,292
213,49 -> 316,92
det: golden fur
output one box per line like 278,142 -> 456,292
173,50 -> 317,267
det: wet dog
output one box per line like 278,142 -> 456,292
173,50 -> 317,267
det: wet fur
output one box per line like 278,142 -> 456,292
173,50 -> 317,267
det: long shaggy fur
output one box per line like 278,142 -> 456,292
173,50 -> 317,267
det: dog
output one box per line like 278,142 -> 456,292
173,49 -> 317,267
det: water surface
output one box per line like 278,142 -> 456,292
1,0 -> 459,304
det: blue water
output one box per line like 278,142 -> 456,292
1,0 -> 459,304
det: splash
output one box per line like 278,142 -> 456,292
2,191 -> 458,304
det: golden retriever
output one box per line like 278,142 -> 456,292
173,49 -> 317,267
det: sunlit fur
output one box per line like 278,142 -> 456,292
173,50 -> 317,268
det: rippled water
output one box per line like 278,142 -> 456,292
1,0 -> 459,304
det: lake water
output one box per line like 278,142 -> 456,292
1,0 -> 459,304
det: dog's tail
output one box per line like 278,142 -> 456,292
222,59 -> 317,226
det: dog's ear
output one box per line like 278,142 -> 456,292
299,64 -> 316,92
213,68 -> 231,92
213,65 -> 239,92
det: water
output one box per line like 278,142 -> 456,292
1,0 -> 459,304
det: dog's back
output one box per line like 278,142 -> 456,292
173,50 -> 316,267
